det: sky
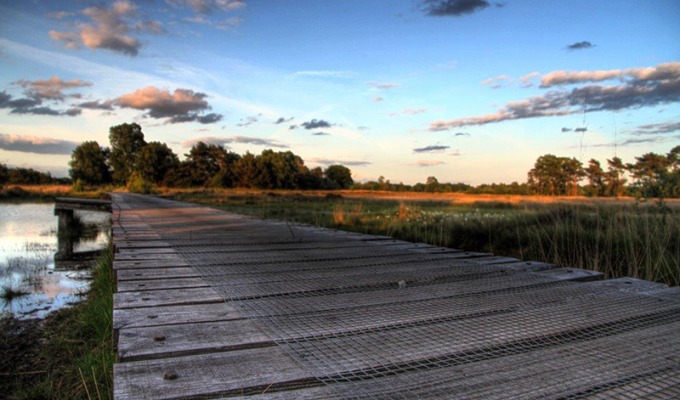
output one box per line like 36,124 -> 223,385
0,0 -> 679,185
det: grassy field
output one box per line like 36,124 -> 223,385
170,189 -> 680,286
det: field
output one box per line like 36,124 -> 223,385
169,189 -> 680,286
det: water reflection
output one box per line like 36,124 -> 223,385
0,203 -> 110,319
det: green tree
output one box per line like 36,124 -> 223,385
527,154 -> 584,196
424,176 -> 440,192
604,157 -> 627,197
136,142 -> 179,185
254,150 -> 307,189
69,141 -> 112,186
233,151 -> 259,188
324,164 -> 353,189
0,162 -> 8,189
584,159 -> 605,197
109,123 -> 146,185
629,152 -> 670,198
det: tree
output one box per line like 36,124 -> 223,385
584,159 -> 605,197
136,142 -> 179,185
324,164 -> 353,189
109,123 -> 146,185
629,152 -> 670,198
233,152 -> 259,188
527,154 -> 583,196
0,162 -> 8,189
425,176 -> 440,192
604,157 -> 627,197
69,141 -> 112,185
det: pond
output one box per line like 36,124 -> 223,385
0,203 -> 110,319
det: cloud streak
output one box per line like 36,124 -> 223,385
309,158 -> 371,166
413,145 -> 450,153
566,41 -> 595,51
182,135 -> 288,148
430,62 -> 680,130
421,0 -> 491,16
630,121 -> 680,135
0,133 -> 78,154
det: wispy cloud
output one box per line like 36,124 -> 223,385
369,82 -> 399,90
481,74 -> 511,89
411,160 -> 446,167
237,114 -> 260,127
540,62 -> 680,87
429,62 -> 680,130
274,116 -> 294,124
166,0 -> 247,15
391,108 -> 427,116
295,70 -> 354,78
413,145 -> 450,153
181,135 -> 287,148
0,133 -> 78,154
566,41 -> 595,51
49,0 -> 163,56
308,158 -> 371,166
629,121 -> 680,135
312,132 -> 330,136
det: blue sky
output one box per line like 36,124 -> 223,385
1,0 -> 678,185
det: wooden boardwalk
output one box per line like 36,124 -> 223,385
111,193 -> 680,399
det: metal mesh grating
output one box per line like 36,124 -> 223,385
115,194 -> 680,399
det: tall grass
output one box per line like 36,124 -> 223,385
173,191 -> 679,286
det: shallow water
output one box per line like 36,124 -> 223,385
0,203 -> 110,319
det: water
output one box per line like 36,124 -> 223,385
0,203 -> 110,319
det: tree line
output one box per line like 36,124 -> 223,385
352,147 -> 680,199
0,163 -> 69,188
68,123 -> 354,191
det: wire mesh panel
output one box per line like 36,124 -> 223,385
113,194 -> 680,399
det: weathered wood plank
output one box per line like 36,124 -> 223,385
117,318 -> 273,361
117,277 -> 209,293
116,267 -> 201,281
114,287 -> 224,309
113,302 -> 243,330
114,347 -> 314,400
113,260 -> 191,270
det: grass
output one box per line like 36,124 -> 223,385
171,190 -> 680,286
0,185 -> 112,203
0,244 -> 115,400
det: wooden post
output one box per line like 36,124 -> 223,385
55,208 -> 74,261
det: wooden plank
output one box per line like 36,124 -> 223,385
113,303 -> 244,330
117,318 -> 273,361
113,347 -> 315,399
117,247 -> 178,255
114,287 -> 224,309
117,277 -> 209,293
113,260 -> 191,270
116,267 -> 201,281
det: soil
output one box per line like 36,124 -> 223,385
0,316 -> 47,395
